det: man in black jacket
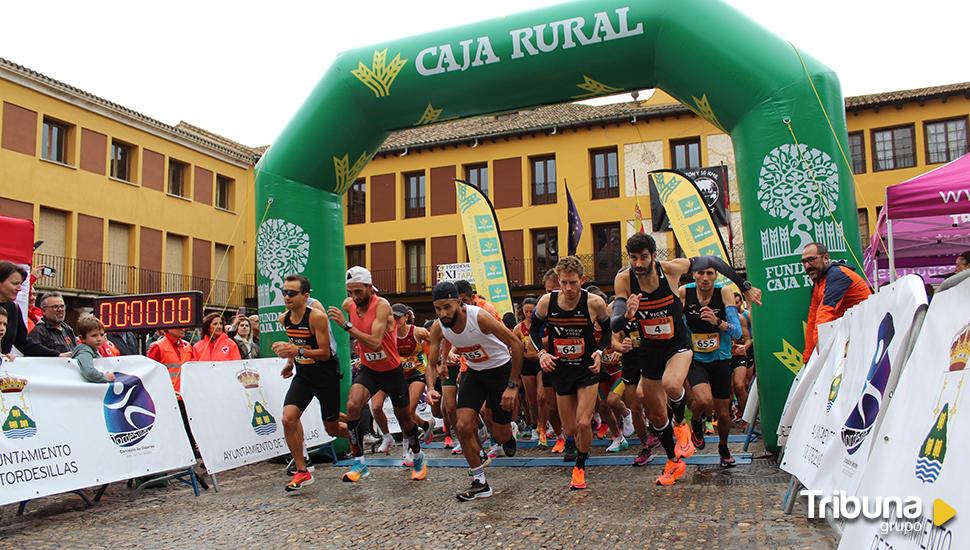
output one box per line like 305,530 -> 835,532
1,261 -> 60,358
28,292 -> 76,354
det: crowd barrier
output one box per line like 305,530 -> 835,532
0,356 -> 195,507
180,358 -> 334,475
778,275 -> 969,548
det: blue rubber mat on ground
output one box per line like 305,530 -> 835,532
335,453 -> 752,468
423,433 -> 749,450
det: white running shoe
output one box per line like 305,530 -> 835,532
377,434 -> 394,454
510,422 -> 519,441
402,446 -> 414,468
530,428 -> 540,441
487,443 -> 502,459
451,442 -> 463,455
607,436 -> 630,453
622,409 -> 635,438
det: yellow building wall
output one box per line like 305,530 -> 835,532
0,77 -> 256,307
347,93 -> 970,289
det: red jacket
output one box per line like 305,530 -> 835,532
803,262 -> 871,363
193,332 -> 242,362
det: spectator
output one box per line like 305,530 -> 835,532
28,292 -> 77,354
234,316 -> 260,359
0,261 -> 60,358
955,251 -> 970,274
455,279 -> 500,320
26,284 -> 41,333
0,307 -> 8,362
106,331 -> 140,356
72,316 -> 116,383
801,243 -> 871,363
193,312 -> 242,361
147,328 -> 194,396
248,314 -> 261,341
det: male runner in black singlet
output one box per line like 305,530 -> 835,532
611,234 -> 761,486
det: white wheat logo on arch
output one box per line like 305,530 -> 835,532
756,143 -> 845,260
257,219 -> 310,306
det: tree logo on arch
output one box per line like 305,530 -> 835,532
757,143 -> 844,260
257,219 -> 310,306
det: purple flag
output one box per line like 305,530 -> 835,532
566,182 -> 583,256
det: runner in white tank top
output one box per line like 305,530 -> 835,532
426,281 -> 524,501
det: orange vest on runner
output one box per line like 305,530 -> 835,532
353,294 -> 399,372
148,334 -> 194,398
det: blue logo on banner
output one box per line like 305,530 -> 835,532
475,215 -> 494,233
679,196 -> 703,218
104,373 -> 156,447
484,261 -> 504,279
480,238 -> 499,257
489,284 -> 509,303
689,220 -> 714,241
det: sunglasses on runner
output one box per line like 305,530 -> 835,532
281,289 -> 304,297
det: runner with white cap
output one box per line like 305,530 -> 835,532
327,266 -> 428,482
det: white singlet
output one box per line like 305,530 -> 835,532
440,304 -> 511,371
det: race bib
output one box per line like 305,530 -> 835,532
363,350 -> 387,362
640,317 -> 674,340
553,338 -> 585,360
457,344 -> 489,363
401,360 -> 415,372
691,332 -> 720,353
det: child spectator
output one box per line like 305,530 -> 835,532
72,316 -> 116,383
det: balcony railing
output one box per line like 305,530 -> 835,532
591,175 -> 620,199
33,253 -> 255,307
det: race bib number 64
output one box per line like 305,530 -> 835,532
554,338 -> 585,360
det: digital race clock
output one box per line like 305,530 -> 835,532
94,291 -> 204,331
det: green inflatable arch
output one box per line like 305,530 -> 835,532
255,0 -> 862,450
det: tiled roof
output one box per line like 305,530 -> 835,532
0,57 -> 258,164
379,82 -> 970,153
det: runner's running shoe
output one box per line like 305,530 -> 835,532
423,422 -> 435,444
502,437 -> 517,457
538,431 -> 549,447
479,449 -> 493,468
596,422 -> 610,440
444,435 -> 455,449
719,444 -> 736,468
341,460 -> 369,483
570,467 -> 587,490
622,410 -> 635,438
411,451 -> 428,480
632,447 -> 653,466
451,442 -> 463,455
377,434 -> 394,454
645,431 -> 662,450
655,458 -> 687,486
530,428 -> 540,442
673,422 -> 696,459
551,437 -> 566,454
487,442 -> 502,459
457,480 -> 492,501
285,470 -> 314,493
402,447 -> 414,468
606,436 -> 630,453
690,418 -> 706,450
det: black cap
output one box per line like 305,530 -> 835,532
432,281 -> 460,301
391,303 -> 408,317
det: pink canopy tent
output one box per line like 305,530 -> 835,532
864,153 -> 970,285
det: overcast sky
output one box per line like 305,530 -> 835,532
2,1 -> 966,147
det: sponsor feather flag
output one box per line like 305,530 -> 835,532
454,179 -> 514,317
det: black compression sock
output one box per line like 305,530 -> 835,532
669,390 -> 687,424
576,451 -> 589,469
502,436 -> 517,457
406,425 -> 421,453
652,420 -> 677,460
347,419 -> 364,457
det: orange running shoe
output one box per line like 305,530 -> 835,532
538,431 -> 549,447
285,470 -> 314,493
673,422 -> 696,459
655,459 -> 687,486
596,422 -> 610,440
444,435 -> 455,449
570,466 -> 587,490
551,437 -> 566,454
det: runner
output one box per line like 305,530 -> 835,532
514,297 -> 541,441
611,233 -> 761,486
531,256 -> 613,490
271,274 -> 350,493
612,324 -> 659,465
426,281 -> 523,501
327,266 -> 428,482
731,292 -> 753,425
678,268 -> 744,466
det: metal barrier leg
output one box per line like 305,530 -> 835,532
210,473 -> 220,493
782,476 -> 801,515
93,484 -> 109,502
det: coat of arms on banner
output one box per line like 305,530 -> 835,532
842,313 -> 895,455
1,371 -> 36,439
915,322 -> 970,483
104,373 -> 157,447
257,219 -> 310,308
237,366 -> 277,436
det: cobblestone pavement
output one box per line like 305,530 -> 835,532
0,436 -> 836,549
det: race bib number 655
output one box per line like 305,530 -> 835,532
457,344 -> 489,362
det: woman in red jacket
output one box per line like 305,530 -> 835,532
193,312 -> 242,361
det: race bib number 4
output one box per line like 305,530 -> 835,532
640,317 -> 674,340
363,350 -> 387,362
691,332 -> 720,353
553,338 -> 585,360
457,344 -> 489,363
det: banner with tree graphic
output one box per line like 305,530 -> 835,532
254,0 -> 864,449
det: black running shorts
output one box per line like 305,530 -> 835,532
284,364 -> 342,423
546,364 -> 599,396
354,365 -> 410,408
456,362 -> 512,424
621,338 -> 692,383
687,359 -> 733,400
521,358 -> 541,377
